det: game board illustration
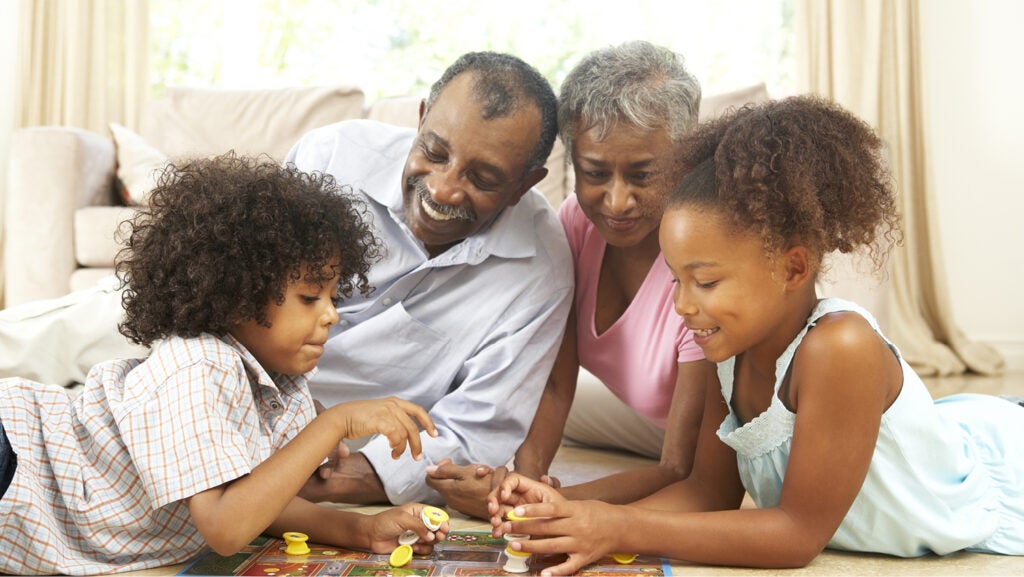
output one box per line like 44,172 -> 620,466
178,530 -> 672,576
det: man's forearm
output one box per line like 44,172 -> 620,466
300,453 -> 389,504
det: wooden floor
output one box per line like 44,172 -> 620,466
124,372 -> 1024,576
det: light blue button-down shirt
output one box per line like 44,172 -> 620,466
285,120 -> 574,504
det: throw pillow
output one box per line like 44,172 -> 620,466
109,122 -> 169,206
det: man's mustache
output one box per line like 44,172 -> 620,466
408,176 -> 476,222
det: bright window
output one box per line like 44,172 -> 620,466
150,0 -> 795,101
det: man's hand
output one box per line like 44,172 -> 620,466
299,452 -> 388,504
425,458 -> 509,519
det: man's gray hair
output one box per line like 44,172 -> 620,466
558,40 -> 701,156
427,51 -> 558,173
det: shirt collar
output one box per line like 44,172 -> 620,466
222,333 -> 317,392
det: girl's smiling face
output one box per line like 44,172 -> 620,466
231,264 -> 340,375
659,205 -> 794,363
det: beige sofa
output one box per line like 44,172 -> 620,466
2,83 -> 767,309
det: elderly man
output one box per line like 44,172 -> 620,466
0,51 -> 573,505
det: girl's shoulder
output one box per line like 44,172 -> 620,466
799,310 -> 881,356
794,298 -> 891,360
789,303 -> 902,411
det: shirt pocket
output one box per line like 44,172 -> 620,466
310,302 -> 452,405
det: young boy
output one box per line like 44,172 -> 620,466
0,154 -> 445,575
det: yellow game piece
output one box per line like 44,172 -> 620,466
503,545 -> 532,573
282,532 -> 310,556
389,543 -> 413,567
505,509 -> 530,522
611,552 -> 638,564
420,505 -> 449,531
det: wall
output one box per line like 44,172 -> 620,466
919,0 -> 1024,372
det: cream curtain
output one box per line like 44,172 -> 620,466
17,0 -> 149,132
0,0 -> 147,309
797,0 -> 1004,376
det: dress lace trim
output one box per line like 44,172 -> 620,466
716,298 -> 885,458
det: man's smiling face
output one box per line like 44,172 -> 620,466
401,72 -> 543,257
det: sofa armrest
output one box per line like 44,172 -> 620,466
4,127 -> 116,307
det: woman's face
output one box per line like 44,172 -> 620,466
571,122 -> 674,249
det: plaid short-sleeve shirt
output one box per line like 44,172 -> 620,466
0,333 -> 317,575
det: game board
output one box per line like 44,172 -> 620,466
178,530 -> 672,576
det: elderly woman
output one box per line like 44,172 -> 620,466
429,41 -> 714,516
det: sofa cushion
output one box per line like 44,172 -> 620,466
365,94 -> 422,128
140,85 -> 366,162
74,206 -> 138,268
70,267 -> 118,294
699,83 -> 770,122
109,122 -> 169,205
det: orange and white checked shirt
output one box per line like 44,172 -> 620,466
0,333 -> 318,575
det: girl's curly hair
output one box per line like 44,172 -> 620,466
671,95 -> 902,273
116,153 -> 382,347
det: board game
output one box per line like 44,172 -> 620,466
178,530 -> 672,576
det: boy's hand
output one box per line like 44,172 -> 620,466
327,397 -> 437,460
362,503 -> 449,555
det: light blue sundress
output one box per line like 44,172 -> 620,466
716,298 -> 1024,557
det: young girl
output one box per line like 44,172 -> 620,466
487,96 -> 1024,574
0,154 -> 445,575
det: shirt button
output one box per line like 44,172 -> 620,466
339,320 -> 349,327
382,297 -> 393,306
269,401 -> 281,411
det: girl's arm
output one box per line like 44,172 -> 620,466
186,397 -> 436,556
557,359 -> 713,502
505,313 -> 900,573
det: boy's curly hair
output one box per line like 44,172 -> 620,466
116,153 -> 382,347
671,95 -> 902,273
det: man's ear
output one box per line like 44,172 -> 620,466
508,167 -> 548,205
417,98 -> 427,127
783,245 -> 813,291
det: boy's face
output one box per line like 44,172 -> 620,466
231,266 -> 340,375
659,205 -> 794,363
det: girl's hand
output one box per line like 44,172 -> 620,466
486,473 -> 564,533
362,503 -> 449,555
502,500 -> 626,576
326,397 -> 437,460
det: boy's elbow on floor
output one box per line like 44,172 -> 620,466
206,537 -> 247,557
202,529 -> 257,557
